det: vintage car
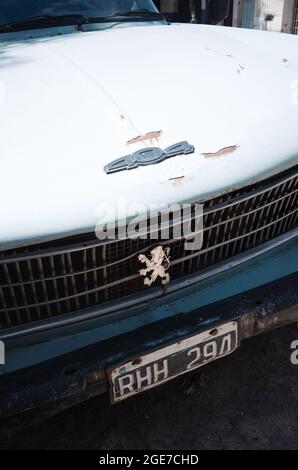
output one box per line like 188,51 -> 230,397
0,0 -> 297,423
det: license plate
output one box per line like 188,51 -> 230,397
109,321 -> 238,403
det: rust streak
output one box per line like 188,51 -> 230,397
127,130 -> 162,145
202,145 -> 239,159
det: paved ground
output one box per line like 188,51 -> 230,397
1,326 -> 298,450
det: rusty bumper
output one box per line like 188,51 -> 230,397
0,272 -> 297,429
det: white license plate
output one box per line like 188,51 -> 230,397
109,321 -> 238,403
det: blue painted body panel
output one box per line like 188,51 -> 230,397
2,237 -> 297,375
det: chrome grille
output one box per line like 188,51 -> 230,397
0,166 -> 297,331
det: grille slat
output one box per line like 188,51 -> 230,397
66,252 -> 80,310
49,256 -> 62,315
1,264 -> 22,324
91,247 -> 99,305
101,245 -> 108,302
26,259 -> 42,320
36,258 -> 52,317
0,166 -> 297,330
0,287 -> 11,328
13,261 -> 32,323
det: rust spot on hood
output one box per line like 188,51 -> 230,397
202,145 -> 239,159
127,130 -> 162,145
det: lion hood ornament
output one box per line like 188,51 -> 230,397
138,246 -> 171,287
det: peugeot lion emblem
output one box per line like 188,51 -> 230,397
138,246 -> 171,287
104,141 -> 195,174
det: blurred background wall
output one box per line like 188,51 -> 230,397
154,0 -> 298,33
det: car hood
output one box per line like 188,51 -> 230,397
0,24 -> 298,249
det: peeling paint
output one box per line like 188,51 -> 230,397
127,130 -> 162,146
202,145 -> 239,159
169,176 -> 185,187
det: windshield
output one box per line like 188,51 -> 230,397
0,0 -> 160,28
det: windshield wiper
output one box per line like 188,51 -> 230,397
112,9 -> 165,20
85,9 -> 166,25
0,9 -> 167,33
0,14 -> 88,32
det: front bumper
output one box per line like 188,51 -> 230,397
0,271 -> 297,429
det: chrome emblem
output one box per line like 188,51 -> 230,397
104,141 -> 195,174
138,246 -> 171,287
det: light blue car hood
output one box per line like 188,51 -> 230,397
0,24 -> 297,249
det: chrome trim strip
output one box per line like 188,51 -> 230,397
1,228 -> 297,341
